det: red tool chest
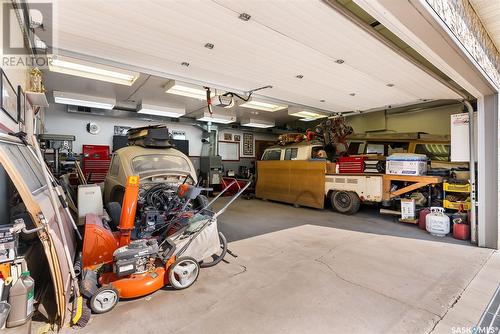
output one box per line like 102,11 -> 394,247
82,145 -> 111,183
338,156 -> 365,173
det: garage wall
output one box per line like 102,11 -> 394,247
44,104 -> 278,160
346,104 -> 464,134
44,104 -> 205,155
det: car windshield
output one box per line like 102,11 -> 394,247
132,154 -> 191,174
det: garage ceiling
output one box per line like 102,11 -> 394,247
50,0 -> 461,113
469,0 -> 500,52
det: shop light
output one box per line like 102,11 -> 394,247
197,115 -> 235,124
165,80 -> 215,100
53,91 -> 115,109
288,108 -> 327,121
138,103 -> 185,118
239,98 -> 287,112
196,107 -> 236,124
49,55 -> 139,86
240,118 -> 275,128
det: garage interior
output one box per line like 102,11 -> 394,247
0,0 -> 499,333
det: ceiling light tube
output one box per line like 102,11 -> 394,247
196,107 -> 236,124
165,80 -> 215,100
53,91 -> 115,109
238,98 -> 287,112
240,117 -> 275,128
49,55 -> 139,86
197,115 -> 235,124
288,107 -> 327,120
138,103 -> 185,118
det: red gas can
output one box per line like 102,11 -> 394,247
453,223 -> 470,240
418,207 -> 430,230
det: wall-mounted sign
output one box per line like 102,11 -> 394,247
172,130 -> 186,140
242,133 -> 254,156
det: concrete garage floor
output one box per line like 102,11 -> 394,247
72,199 -> 494,334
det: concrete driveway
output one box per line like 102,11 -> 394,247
73,199 -> 493,334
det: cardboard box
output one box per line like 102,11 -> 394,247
326,162 -> 336,174
386,160 -> 427,175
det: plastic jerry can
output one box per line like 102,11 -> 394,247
6,271 -> 34,328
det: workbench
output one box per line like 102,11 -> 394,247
382,174 -> 443,201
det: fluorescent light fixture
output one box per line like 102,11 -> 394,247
53,91 -> 115,109
240,117 -> 275,128
239,98 -> 287,112
138,103 -> 185,118
49,55 -> 139,86
195,107 -> 236,124
288,107 -> 327,121
165,80 -> 215,100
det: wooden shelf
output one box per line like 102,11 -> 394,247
26,91 -> 49,107
382,174 -> 443,201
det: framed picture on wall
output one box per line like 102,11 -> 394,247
234,134 -> 241,142
1,69 -> 18,123
223,133 -> 233,141
17,85 -> 25,124
242,133 -> 254,156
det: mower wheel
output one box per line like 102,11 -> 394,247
90,286 -> 119,314
331,191 -> 360,214
169,257 -> 200,290
200,232 -> 227,268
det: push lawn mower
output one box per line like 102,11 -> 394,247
80,176 -> 250,314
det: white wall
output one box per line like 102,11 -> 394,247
44,104 -> 205,155
44,104 -> 278,157
346,104 -> 464,135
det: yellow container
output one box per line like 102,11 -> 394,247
443,199 -> 471,211
443,182 -> 471,193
